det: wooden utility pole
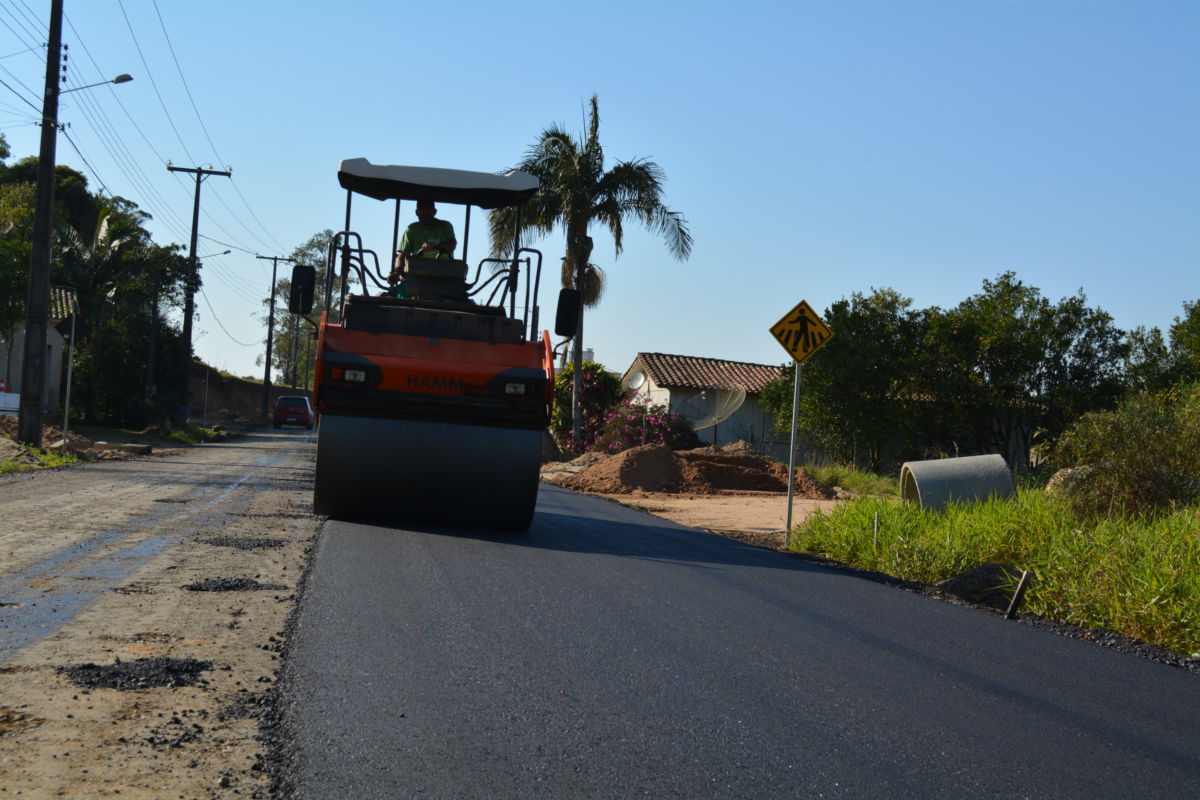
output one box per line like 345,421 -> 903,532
16,0 -> 63,448
256,255 -> 294,416
167,164 -> 230,424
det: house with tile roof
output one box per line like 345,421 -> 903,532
620,352 -> 785,451
1,286 -> 78,416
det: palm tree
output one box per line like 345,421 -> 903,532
490,95 -> 691,444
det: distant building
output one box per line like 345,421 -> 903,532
0,287 -> 78,416
620,352 -> 784,451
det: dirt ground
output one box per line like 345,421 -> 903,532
0,427 -> 319,799
590,491 -> 837,550
541,443 -> 844,549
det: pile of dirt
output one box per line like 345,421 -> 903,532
558,442 -> 837,499
0,415 -> 133,461
561,443 -> 684,494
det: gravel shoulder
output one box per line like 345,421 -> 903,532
0,428 -> 320,799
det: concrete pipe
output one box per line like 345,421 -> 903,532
899,454 -> 1015,511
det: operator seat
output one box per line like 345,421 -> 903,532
407,258 -> 469,303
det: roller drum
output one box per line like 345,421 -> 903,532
314,414 -> 543,530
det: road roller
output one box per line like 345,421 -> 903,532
290,159 -> 579,530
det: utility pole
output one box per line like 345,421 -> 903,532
145,273 -> 158,409
287,314 -> 298,389
167,164 -> 230,425
256,254 -> 294,416
16,0 -> 63,448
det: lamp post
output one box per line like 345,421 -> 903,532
17,0 -> 131,448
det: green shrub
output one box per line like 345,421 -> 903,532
1051,385 -> 1200,518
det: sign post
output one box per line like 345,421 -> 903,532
769,300 -> 834,540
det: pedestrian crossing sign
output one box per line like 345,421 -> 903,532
770,300 -> 833,363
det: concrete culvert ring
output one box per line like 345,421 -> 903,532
900,454 -> 1015,511
58,657 -> 212,690
181,578 -> 288,592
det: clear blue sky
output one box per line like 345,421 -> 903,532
2,0 -> 1196,379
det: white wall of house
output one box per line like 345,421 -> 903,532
664,386 -> 775,448
1,324 -> 65,411
624,376 -> 775,449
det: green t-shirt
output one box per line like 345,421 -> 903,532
398,219 -> 456,259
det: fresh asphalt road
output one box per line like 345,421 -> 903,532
279,484 -> 1200,799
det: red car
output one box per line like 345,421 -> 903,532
272,395 -> 315,429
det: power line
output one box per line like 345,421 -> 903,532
200,286 -> 261,347
151,0 -> 222,166
0,44 -> 37,59
150,0 -> 288,254
199,234 -> 259,257
60,126 -> 112,196
0,73 -> 38,114
115,0 -> 195,165
0,58 -> 38,99
58,6 -> 267,258
60,70 -> 193,240
0,2 -> 42,45
10,0 -> 46,37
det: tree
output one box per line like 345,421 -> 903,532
1169,299 -> 1200,382
489,95 -> 691,444
1123,326 -> 1174,392
761,274 -> 1130,471
2,157 -> 98,240
0,182 -> 35,347
55,201 -> 184,425
262,230 -> 336,389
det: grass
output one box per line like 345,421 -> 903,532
805,463 -> 898,497
790,490 -> 1200,655
0,443 -> 79,475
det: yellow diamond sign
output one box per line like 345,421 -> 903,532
770,300 -> 833,363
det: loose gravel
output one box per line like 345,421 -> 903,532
58,657 -> 213,690
199,536 -> 286,550
181,578 -> 288,592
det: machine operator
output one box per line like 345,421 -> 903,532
388,196 -> 457,296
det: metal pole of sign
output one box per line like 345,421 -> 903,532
785,361 -> 801,539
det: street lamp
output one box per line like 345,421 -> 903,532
62,74 -> 133,94
17,0 -> 131,448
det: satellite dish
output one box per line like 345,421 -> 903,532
628,371 -> 646,390
684,382 -> 747,431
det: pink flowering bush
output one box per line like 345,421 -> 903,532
592,398 -> 702,454
553,361 -> 629,454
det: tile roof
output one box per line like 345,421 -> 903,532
627,353 -> 783,395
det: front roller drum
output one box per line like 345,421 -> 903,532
313,414 -> 543,530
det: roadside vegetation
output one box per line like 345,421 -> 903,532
1,131 -> 333,435
790,386 -> 1200,656
0,419 -> 225,475
806,463 -> 898,497
0,444 -> 78,475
